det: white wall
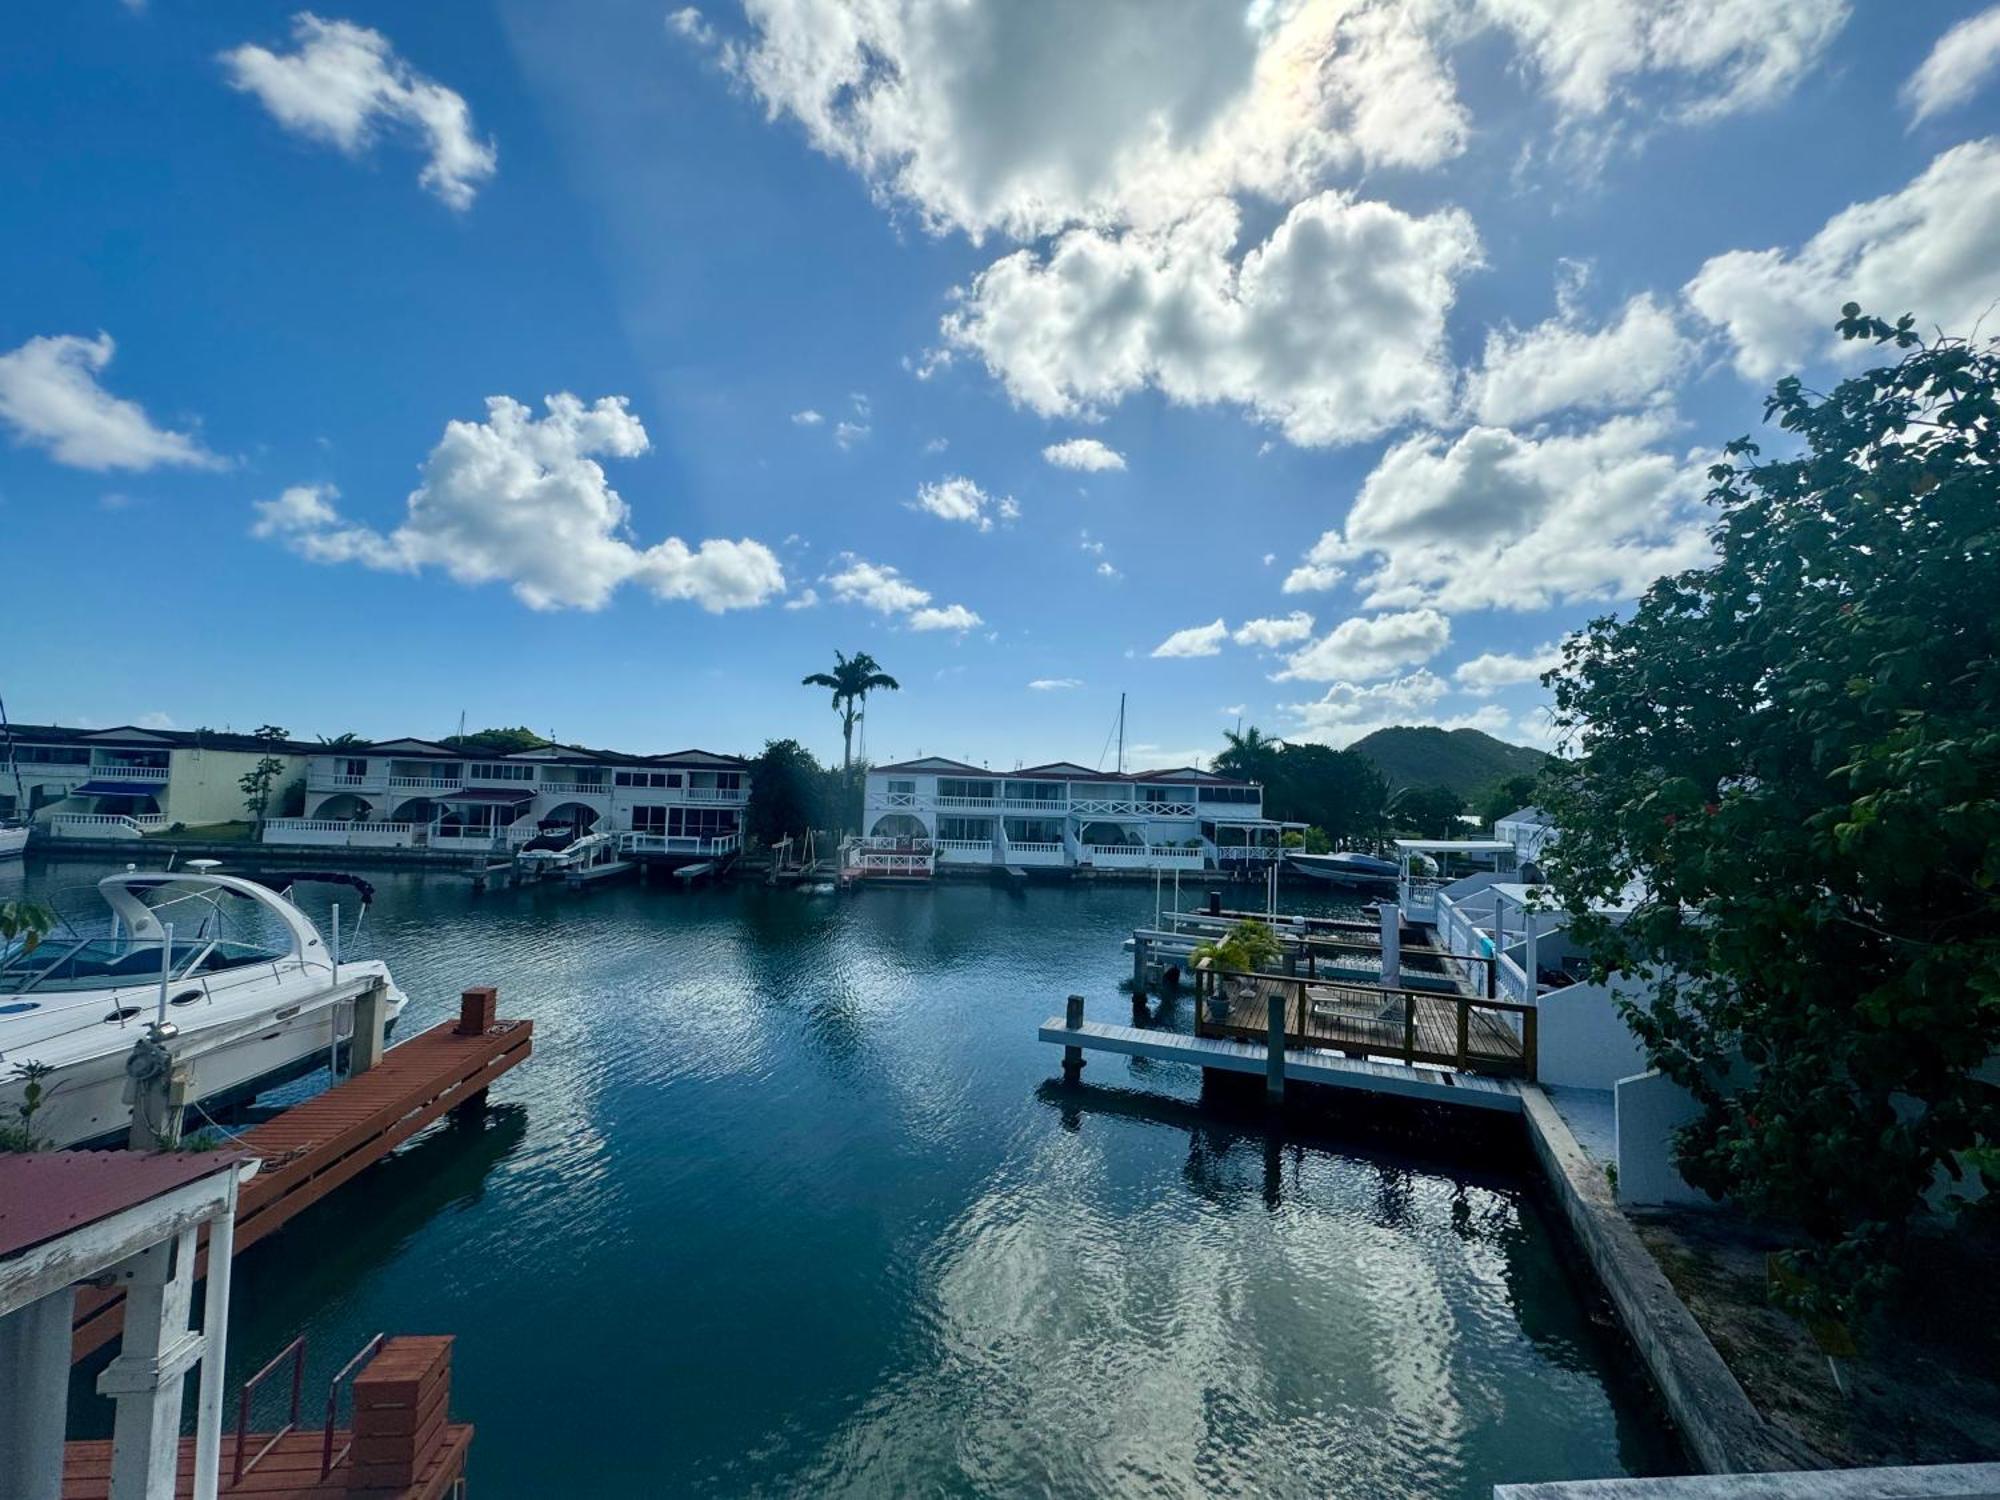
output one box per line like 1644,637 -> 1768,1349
1536,981 -> 1653,1090
1614,1069 -> 1710,1206
167,748 -> 304,827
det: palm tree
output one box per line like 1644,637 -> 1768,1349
802,650 -> 900,777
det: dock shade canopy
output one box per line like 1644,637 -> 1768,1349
436,787 -> 536,805
71,778 -> 168,797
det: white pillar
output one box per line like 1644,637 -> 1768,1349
1378,902 -> 1400,990
98,1227 -> 204,1500
0,1289 -> 74,1500
191,1182 -> 238,1500
1524,910 -> 1540,1002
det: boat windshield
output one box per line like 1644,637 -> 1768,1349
0,936 -> 291,996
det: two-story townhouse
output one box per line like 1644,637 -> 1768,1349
275,739 -> 749,857
861,758 -> 1281,873
1,723 -> 311,837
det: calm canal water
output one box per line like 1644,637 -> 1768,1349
16,853 -> 1678,1497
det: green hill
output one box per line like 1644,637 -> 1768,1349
1349,726 -> 1547,798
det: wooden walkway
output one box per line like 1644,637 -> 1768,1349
72,1011 -> 533,1359
59,1428 -> 473,1500
1039,1018 -> 1524,1113
1191,960 -> 1534,1079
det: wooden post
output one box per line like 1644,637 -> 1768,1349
456,986 -> 498,1035
349,1337 -> 453,1492
1402,991 -> 1417,1065
1265,990 -> 1285,1103
350,979 -> 390,1076
1378,902 -> 1400,989
1062,994 -> 1085,1082
1456,999 -> 1470,1069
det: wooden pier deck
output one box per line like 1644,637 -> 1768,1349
1038,1017 -> 1524,1113
59,1428 -> 472,1500
71,1002 -> 533,1360
1198,970 -> 1531,1078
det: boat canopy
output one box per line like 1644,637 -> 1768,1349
97,871 -> 324,961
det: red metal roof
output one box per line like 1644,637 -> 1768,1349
0,1149 -> 251,1263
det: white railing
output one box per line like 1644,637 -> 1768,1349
430,829 -> 510,850
308,771 -> 378,790
934,839 -> 993,862
1214,845 -> 1281,862
540,781 -> 611,799
934,795 -> 1000,811
1000,797 -> 1067,814
1072,797 -> 1196,818
618,831 -> 742,857
1005,840 -> 1065,855
464,774 -> 539,790
387,774 -> 461,791
262,818 -> 417,848
1497,951 -> 1534,1005
91,764 -> 169,782
1003,841 -> 1067,866
49,813 -> 165,838
867,791 -> 918,809
1401,876 -> 1444,923
1081,843 -> 1205,870
845,848 -> 934,877
683,786 -> 748,804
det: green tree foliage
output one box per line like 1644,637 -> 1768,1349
317,732 -> 366,747
1213,728 -> 1389,847
801,652 -> 899,777
1544,309 -> 2000,1316
1348,725 -> 1546,796
1478,773 -> 1542,826
1389,784 -> 1466,838
1193,918 -> 1285,974
442,726 -> 550,755
747,739 -> 838,846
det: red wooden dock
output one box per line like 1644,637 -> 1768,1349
72,994 -> 533,1359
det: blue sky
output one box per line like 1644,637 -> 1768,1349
4,2 -> 1998,771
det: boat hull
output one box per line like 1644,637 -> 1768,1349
0,824 -> 26,859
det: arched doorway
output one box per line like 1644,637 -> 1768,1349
541,802 -> 600,836
868,813 -> 928,842
310,793 -> 374,822
391,797 -> 442,827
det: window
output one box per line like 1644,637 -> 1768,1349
617,770 -> 680,789
632,805 -> 668,834
470,762 -> 535,781
18,746 -> 88,764
1140,786 -> 1182,805
938,778 -> 995,801
887,779 -> 915,796
341,758 -> 368,777
1197,785 -> 1258,805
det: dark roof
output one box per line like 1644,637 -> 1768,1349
0,1149 -> 251,1263
647,749 -> 749,768
3,722 -> 318,756
309,739 -> 746,768
72,779 -> 170,798
1498,806 -> 1554,825
871,757 -> 1254,788
435,786 -> 537,805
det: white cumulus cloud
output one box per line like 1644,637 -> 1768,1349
941,193 -> 1480,448
1903,6 -> 2000,122
1151,619 -> 1229,658
1453,643 -> 1563,693
1277,608 -> 1451,682
910,475 -> 1017,531
1232,611 -> 1316,649
1685,138 -> 2000,381
221,14 -> 496,209
791,408 -> 823,425
1042,438 -> 1127,472
1029,678 -> 1083,691
0,333 -> 223,472
250,394 -> 784,612
823,554 -> 981,631
1462,293 -> 1690,427
1290,412 -> 1713,613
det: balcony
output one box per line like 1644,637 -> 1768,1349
683,786 -> 748,804
1072,796 -> 1196,819
934,794 -> 1000,811
935,838 -> 994,863
90,763 -> 169,782
387,774 -> 462,791
1082,843 -> 1205,870
1002,840 -> 1067,867
540,780 -> 611,800
307,769 -> 383,791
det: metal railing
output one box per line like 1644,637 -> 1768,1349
617,831 -> 742,857
235,1335 -> 307,1484
320,1333 -> 387,1478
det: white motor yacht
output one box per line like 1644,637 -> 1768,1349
0,869 -> 406,1148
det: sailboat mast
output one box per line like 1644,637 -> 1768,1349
1116,692 -> 1125,776
0,690 -> 24,814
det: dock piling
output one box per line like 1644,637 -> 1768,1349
350,978 -> 390,1076
1265,992 -> 1285,1103
1131,936 -> 1149,1012
1377,902 -> 1401,989
1062,994 -> 1086,1082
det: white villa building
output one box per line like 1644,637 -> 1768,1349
2,723 -> 307,840
1494,805 -> 1559,862
265,738 -> 748,858
854,758 -> 1285,876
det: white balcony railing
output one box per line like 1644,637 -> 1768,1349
1003,840 -> 1067,866
1082,843 -> 1205,870
934,839 -> 993,862
868,791 -> 918,809
1072,797 -> 1196,819
540,781 -> 611,799
262,818 -> 417,848
683,786 -> 748,804
618,831 -> 742,858
49,813 -> 166,838
934,795 -> 999,811
1215,845 -> 1282,862
387,774 -> 462,791
308,771 -> 378,790
91,763 -> 170,782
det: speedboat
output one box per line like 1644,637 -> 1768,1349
516,828 -> 615,878
1285,849 -> 1399,892
0,820 -> 26,859
0,869 -> 406,1148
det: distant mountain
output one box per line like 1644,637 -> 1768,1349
1349,726 -> 1548,798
